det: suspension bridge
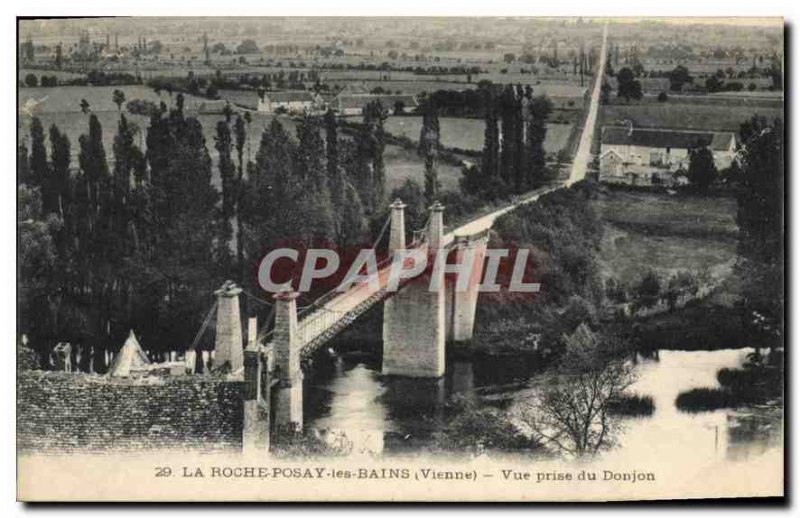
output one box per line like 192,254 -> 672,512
188,23 -> 609,449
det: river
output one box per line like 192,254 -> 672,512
303,347 -> 783,464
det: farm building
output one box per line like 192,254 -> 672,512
599,126 -> 737,186
331,93 -> 418,116
257,90 -> 322,114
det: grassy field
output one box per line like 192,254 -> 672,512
601,101 -> 782,132
382,144 -> 463,192
383,116 -> 575,154
592,189 -> 739,284
18,85 -> 449,193
19,69 -> 86,82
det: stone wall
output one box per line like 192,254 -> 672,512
17,371 -> 243,454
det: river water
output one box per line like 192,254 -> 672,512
304,347 -> 783,463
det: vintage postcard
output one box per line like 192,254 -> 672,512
16,16 -> 784,502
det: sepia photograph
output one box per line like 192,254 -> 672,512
14,11 -> 785,502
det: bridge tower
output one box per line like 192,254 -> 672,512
445,236 -> 488,343
273,286 -> 303,428
214,280 -> 244,373
243,317 -> 270,453
388,198 -> 407,252
382,201 -> 446,378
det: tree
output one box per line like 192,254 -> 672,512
18,184 -> 62,356
112,89 -> 126,111
214,120 -> 236,274
600,81 -> 611,104
686,141 -> 718,193
48,124 -> 71,220
616,67 -> 642,101
481,83 -> 500,181
236,39 -> 259,54
24,73 -> 38,87
735,116 -> 784,350
522,324 -> 634,457
294,115 -> 335,243
233,114 -> 246,280
28,117 -> 50,192
705,75 -> 723,93
634,270 -> 661,308
55,43 -> 63,69
418,98 -> 441,204
526,95 -> 552,189
668,65 -> 693,92
499,84 -> 519,186
222,101 -> 234,124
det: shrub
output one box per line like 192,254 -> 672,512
675,388 -> 731,412
431,396 -> 536,454
633,270 -> 661,308
607,393 -> 655,416
270,423 -> 352,458
605,277 -> 628,303
657,91 -> 668,102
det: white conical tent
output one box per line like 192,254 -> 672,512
108,330 -> 150,377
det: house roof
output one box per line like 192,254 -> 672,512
264,90 -> 316,103
601,126 -> 735,151
334,93 -> 418,111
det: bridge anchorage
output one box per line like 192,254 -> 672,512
210,198 -> 491,450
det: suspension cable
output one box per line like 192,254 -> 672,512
241,288 -> 274,306
370,213 -> 391,251
189,301 -> 218,351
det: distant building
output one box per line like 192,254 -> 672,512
331,93 -> 418,116
599,126 -> 737,186
257,90 -> 321,114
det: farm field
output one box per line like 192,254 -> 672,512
601,101 -> 782,132
18,88 -> 444,193
383,144 -> 463,193
17,85 -> 203,114
383,116 -> 575,155
592,189 -> 738,284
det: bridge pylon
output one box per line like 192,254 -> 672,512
445,236 -> 488,343
273,286 -> 303,428
388,198 -> 407,252
382,201 -> 446,378
214,280 -> 244,373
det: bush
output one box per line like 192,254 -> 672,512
657,91 -> 668,102
607,393 -> 655,416
270,423 -> 352,458
633,270 -> 661,308
605,277 -> 628,303
431,395 -> 537,454
675,388 -> 731,412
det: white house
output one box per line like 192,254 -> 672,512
257,91 -> 321,114
599,126 -> 737,186
331,93 -> 418,116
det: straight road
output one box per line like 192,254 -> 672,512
567,22 -> 609,185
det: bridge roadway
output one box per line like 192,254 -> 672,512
268,24 -> 610,358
